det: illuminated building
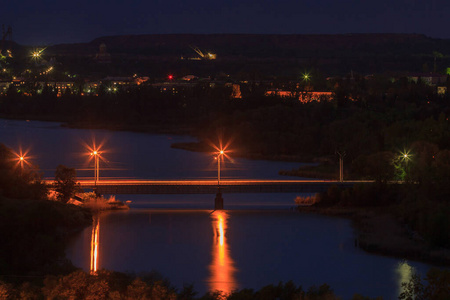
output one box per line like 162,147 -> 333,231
407,73 -> 447,85
231,84 -> 242,99
265,89 -> 333,103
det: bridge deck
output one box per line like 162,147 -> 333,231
68,179 -> 370,194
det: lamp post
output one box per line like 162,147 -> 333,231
217,150 -> 224,187
14,148 -> 29,175
18,155 -> 25,175
91,150 -> 100,187
215,149 -> 225,210
399,150 -> 411,181
336,150 -> 346,182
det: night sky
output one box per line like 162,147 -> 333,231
2,0 -> 450,45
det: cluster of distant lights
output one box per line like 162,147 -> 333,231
107,86 -> 118,93
30,48 -> 45,61
38,66 -> 53,76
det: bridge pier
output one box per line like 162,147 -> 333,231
215,188 -> 224,210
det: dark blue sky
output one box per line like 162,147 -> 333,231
2,0 -> 450,45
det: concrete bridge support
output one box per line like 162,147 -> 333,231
215,188 -> 224,210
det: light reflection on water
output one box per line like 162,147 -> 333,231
90,214 -> 100,275
208,211 -> 237,294
396,261 -> 416,296
1,119 -> 437,299
68,207 -> 434,300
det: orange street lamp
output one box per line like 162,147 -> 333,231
18,156 -> 25,173
90,150 -> 100,186
216,150 -> 225,187
13,148 -> 31,172
214,150 -> 225,210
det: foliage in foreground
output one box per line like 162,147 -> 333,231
1,268 -> 448,299
399,268 -> 450,300
0,270 -> 341,300
54,164 -> 81,203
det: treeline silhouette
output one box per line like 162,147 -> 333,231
0,144 -> 91,279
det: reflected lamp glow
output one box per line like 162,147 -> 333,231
208,211 -> 237,294
90,215 -> 100,275
395,261 -> 415,296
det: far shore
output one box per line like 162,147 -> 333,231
1,115 -> 318,163
297,206 -> 450,268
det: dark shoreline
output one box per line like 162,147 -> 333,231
1,114 -> 316,163
297,206 -> 450,268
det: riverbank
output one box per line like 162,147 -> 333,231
0,116 -> 316,163
0,196 -> 92,278
0,114 -> 195,136
68,192 -> 129,212
62,120 -> 195,136
1,115 -> 324,163
297,205 -> 450,267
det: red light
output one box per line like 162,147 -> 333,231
168,75 -> 173,80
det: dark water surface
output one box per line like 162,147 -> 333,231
0,119 -> 434,299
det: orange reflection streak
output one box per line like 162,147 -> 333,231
90,214 -> 100,275
208,211 -> 237,295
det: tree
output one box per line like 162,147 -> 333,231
54,165 -> 80,203
399,268 -> 450,300
352,151 -> 396,182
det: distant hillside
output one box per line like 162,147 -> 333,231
44,34 -> 450,77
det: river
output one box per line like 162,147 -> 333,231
0,118 -> 434,299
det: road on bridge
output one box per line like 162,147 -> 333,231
45,179 -> 373,194
65,179 -> 372,185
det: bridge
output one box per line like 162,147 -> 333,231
74,179 -> 369,195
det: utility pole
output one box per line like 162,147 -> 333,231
336,151 -> 346,182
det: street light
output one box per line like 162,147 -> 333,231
13,148 -> 31,173
90,150 -> 100,186
216,149 -> 225,187
214,149 -> 227,210
30,48 -> 45,61
302,72 -> 310,81
336,150 -> 346,182
400,150 -> 411,163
